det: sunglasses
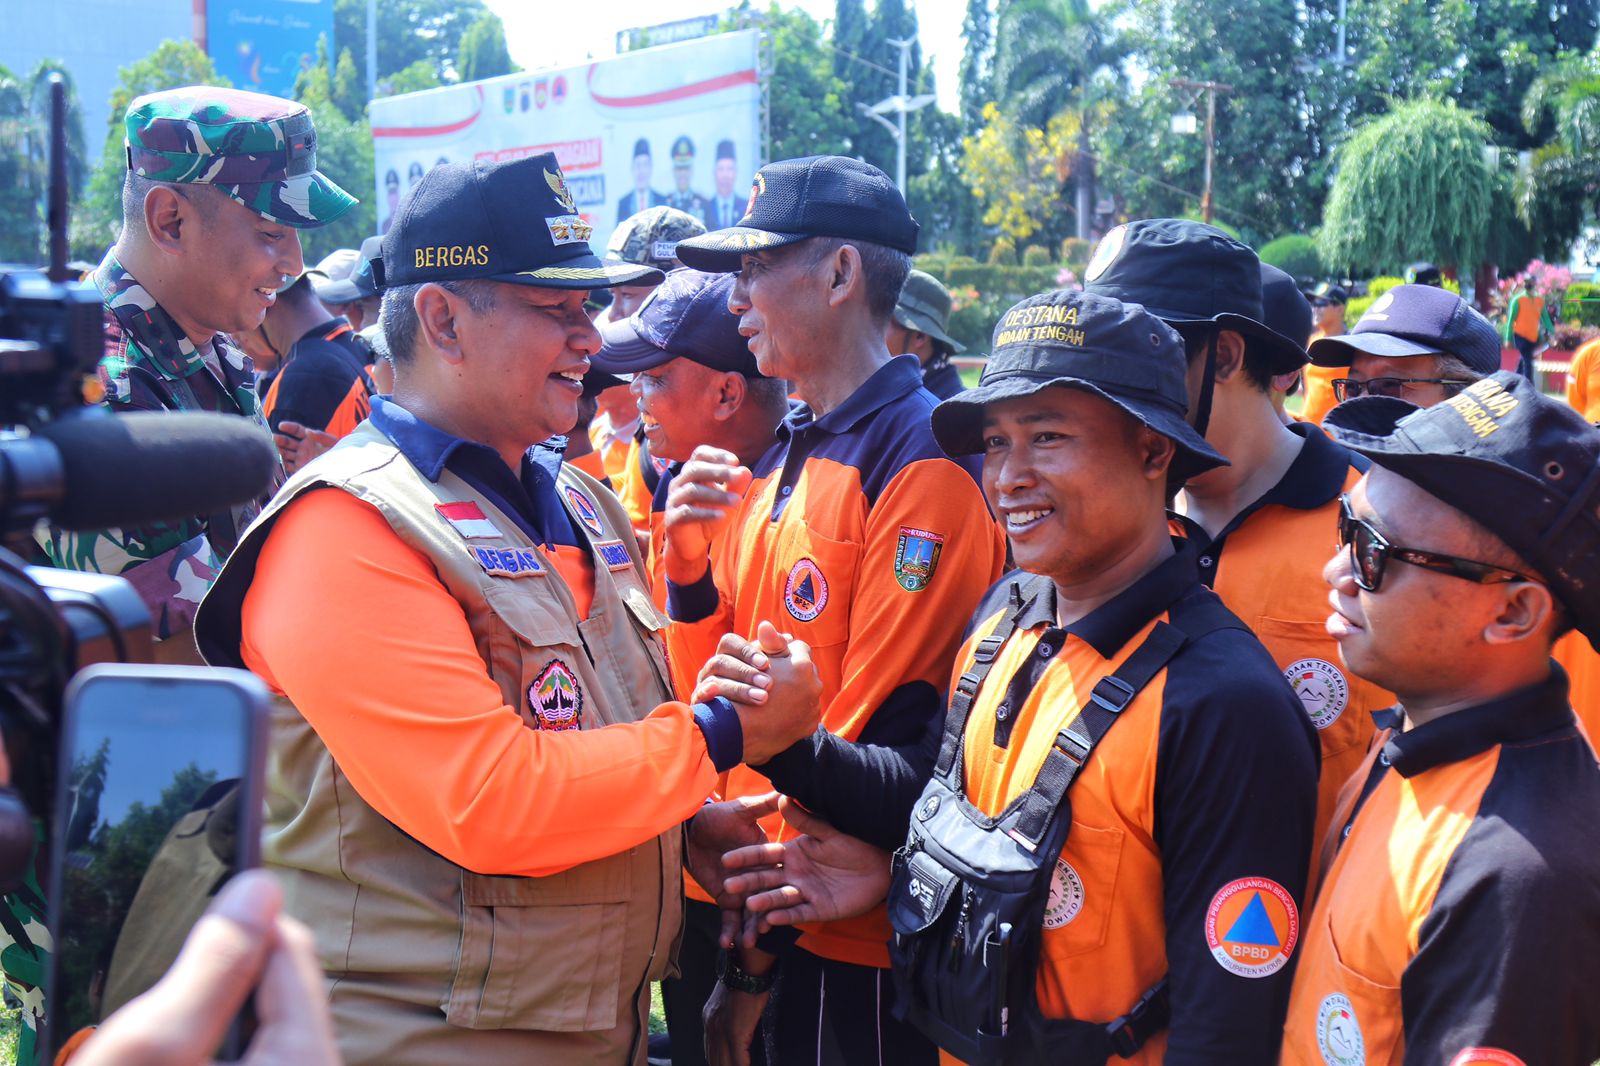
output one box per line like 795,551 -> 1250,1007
1332,376 -> 1473,401
1337,495 -> 1536,592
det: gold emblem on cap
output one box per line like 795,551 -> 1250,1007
545,168 -> 578,213
1084,224 -> 1127,283
745,172 -> 766,218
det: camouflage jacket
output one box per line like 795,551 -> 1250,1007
1,823 -> 48,1066
34,252 -> 281,639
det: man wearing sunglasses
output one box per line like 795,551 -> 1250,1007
1279,372 -> 1600,1066
1306,282 -> 1501,408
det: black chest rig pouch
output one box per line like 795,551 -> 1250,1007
887,584 -> 1220,1064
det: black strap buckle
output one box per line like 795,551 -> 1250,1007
1089,674 -> 1137,714
1104,979 -> 1169,1058
1053,728 -> 1091,769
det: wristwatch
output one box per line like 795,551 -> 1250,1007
716,949 -> 777,994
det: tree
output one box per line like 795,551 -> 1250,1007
1518,48 -> 1600,257
765,5 -> 855,161
293,37 -> 377,259
959,102 -> 1078,242
1317,99 -> 1497,276
0,60 -> 90,264
1258,234 -> 1324,281
332,0 -> 492,86
458,12 -> 517,84
958,0 -> 995,135
383,59 -> 443,97
77,41 -> 229,258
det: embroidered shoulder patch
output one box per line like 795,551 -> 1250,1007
894,527 -> 945,592
1204,877 -> 1299,978
565,485 -> 605,536
594,539 -> 633,571
1448,1051 -> 1527,1066
1286,658 -> 1349,731
784,558 -> 828,621
1316,993 -> 1364,1066
471,545 -> 545,578
530,660 -> 583,730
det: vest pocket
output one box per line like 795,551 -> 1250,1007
773,525 -> 860,650
1308,907 -> 1403,1065
1253,616 -> 1381,758
445,865 -> 631,1032
1037,822 -> 1124,961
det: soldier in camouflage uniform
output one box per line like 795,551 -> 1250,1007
36,85 -> 354,649
11,85 -> 354,1053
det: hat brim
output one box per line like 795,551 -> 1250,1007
674,227 -> 811,271
931,376 -> 1229,483
491,256 -> 666,291
1307,332 -> 1444,368
310,276 -> 365,304
1163,312 -> 1308,373
893,305 -> 967,353
224,170 -> 358,229
594,316 -> 674,375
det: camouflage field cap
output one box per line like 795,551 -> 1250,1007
125,85 -> 357,228
606,206 -> 707,273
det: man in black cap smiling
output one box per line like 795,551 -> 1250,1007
1307,283 -> 1500,409
193,153 -> 827,1066
661,155 -> 1007,1065
709,288 -> 1317,1065
1084,219 -> 1392,863
1281,373 -> 1600,1066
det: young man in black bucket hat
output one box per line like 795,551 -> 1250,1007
1084,219 -> 1390,865
707,288 -> 1317,1065
1282,373 -> 1600,1066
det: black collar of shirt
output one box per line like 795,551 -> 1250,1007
368,395 -> 581,548
1006,537 -> 1206,659
1371,664 -> 1575,778
780,354 -> 924,440
293,317 -> 352,347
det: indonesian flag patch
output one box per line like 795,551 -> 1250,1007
434,501 -> 501,539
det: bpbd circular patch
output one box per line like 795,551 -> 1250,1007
1316,993 -> 1364,1066
1204,876 -> 1298,978
783,558 -> 828,622
565,486 -> 605,536
529,659 -> 583,731
1286,658 -> 1350,731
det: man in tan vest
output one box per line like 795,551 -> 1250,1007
194,152 -> 825,1066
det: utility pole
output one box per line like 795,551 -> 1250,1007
367,0 -> 378,102
1170,78 -> 1233,224
856,36 -> 934,193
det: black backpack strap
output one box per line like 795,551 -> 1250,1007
934,582 -> 1027,782
1011,620 -> 1187,845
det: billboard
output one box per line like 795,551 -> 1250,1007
207,0 -> 333,99
369,31 -> 763,252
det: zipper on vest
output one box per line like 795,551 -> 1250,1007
949,884 -> 975,969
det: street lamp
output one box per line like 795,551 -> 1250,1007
856,36 -> 934,193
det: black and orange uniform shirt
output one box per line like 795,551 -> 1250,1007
260,318 -> 372,438
666,354 -> 1007,968
1282,667 -> 1600,1066
1175,421 -> 1391,860
955,541 -> 1318,1065
616,428 -> 667,537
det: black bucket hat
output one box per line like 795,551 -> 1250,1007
1082,219 -> 1308,373
1325,371 -> 1600,652
932,289 -> 1228,483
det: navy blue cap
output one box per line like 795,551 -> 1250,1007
1307,284 -> 1501,374
1325,372 -> 1600,651
675,155 -> 919,271
378,153 -> 662,291
1082,219 -> 1308,373
594,268 -> 763,377
1260,263 -> 1313,351
932,289 -> 1228,482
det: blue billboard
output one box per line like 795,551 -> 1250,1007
207,0 -> 333,99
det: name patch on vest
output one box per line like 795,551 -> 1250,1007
594,539 -> 633,571
530,659 -> 583,730
471,545 -> 545,578
435,501 -> 502,539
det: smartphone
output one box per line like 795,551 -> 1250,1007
41,664 -> 269,1063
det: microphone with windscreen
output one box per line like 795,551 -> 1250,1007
1,411 -> 279,534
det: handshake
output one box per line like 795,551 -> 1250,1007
687,622 -> 894,951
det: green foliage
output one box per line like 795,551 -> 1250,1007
916,252 -> 1070,351
988,236 -> 1017,265
1517,48 -> 1600,257
1318,99 -> 1496,275
1022,243 -> 1052,266
1560,281 -> 1600,327
333,0 -> 491,86
458,13 -> 517,83
1059,237 -> 1090,262
0,60 -> 89,264
761,4 -> 853,161
384,59 -> 443,97
958,0 -> 995,134
293,42 -> 377,261
78,41 -> 229,258
1258,235 -> 1323,281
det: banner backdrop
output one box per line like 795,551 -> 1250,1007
206,0 -> 333,99
369,31 -> 763,252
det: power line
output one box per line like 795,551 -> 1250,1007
1079,147 -> 1278,232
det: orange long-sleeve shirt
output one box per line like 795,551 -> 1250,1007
240,487 -> 719,879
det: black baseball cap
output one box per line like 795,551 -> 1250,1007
674,155 -> 919,271
312,234 -> 384,304
595,268 -> 763,377
1260,263 -> 1314,351
1325,372 -> 1600,651
1082,219 -> 1307,373
932,289 -> 1228,482
377,153 -> 662,291
1307,284 -> 1501,375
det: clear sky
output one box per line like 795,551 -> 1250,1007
481,0 -> 966,115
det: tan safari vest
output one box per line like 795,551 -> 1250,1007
196,421 -> 683,1048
